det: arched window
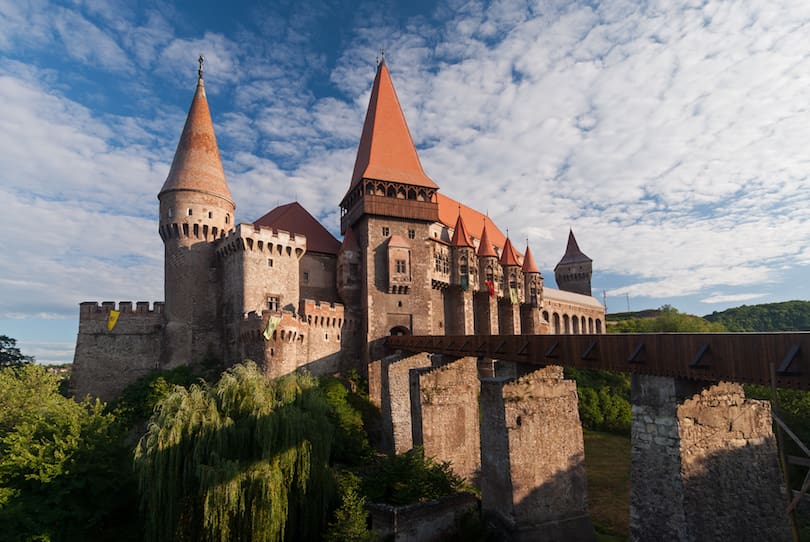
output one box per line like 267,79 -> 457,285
387,185 -> 396,198
460,256 -> 468,276
553,313 -> 560,334
563,315 -> 570,334
390,326 -> 410,336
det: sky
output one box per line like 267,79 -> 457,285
2,0 -> 810,364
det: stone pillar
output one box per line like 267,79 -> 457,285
498,300 -> 520,335
474,292 -> 499,335
368,352 -> 434,453
413,357 -> 481,484
630,375 -> 791,542
479,365 -> 595,541
519,304 -> 542,334
447,287 -> 474,335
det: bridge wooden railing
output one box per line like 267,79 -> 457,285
386,333 -> 810,390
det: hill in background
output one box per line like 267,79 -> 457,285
703,300 -> 810,332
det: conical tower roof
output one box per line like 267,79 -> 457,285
346,59 -> 438,195
340,225 -> 360,252
556,229 -> 592,268
500,236 -> 521,267
477,221 -> 498,258
159,67 -> 233,204
522,244 -> 540,273
450,210 -> 474,247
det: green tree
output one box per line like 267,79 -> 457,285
609,306 -> 726,333
0,364 -> 134,541
0,336 -> 33,368
133,362 -> 337,542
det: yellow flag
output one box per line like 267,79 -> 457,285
263,316 -> 281,341
509,288 -> 519,305
107,309 -> 120,331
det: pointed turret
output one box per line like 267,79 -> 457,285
159,65 -> 233,205
477,222 -> 498,258
554,229 -> 593,297
339,58 -> 439,233
500,237 -> 521,267
522,244 -> 540,274
450,211 -> 474,247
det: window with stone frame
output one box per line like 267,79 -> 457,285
395,259 -> 406,274
267,296 -> 280,311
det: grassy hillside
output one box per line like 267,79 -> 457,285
704,300 -> 810,332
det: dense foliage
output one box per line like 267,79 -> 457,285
704,300 -> 810,332
0,335 -> 34,368
609,305 -> 726,333
566,368 -> 631,435
363,447 -> 465,506
0,365 -> 135,541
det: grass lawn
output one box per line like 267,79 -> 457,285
583,430 -> 631,540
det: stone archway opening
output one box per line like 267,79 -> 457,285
389,326 -> 410,336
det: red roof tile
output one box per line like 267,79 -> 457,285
346,60 -> 438,194
388,234 -> 410,248
522,244 -> 540,273
254,202 -> 340,255
450,211 -> 474,247
341,225 -> 359,251
477,221 -> 498,258
159,76 -> 233,204
437,193 -> 506,250
500,237 -> 521,267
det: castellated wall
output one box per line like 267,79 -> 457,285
630,376 -> 791,542
238,299 -> 344,379
70,301 -> 163,402
412,357 -> 481,484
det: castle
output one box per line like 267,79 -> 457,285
70,58 -> 604,400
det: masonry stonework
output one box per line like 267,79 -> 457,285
630,375 -> 791,542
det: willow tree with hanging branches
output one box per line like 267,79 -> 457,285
133,362 -> 336,542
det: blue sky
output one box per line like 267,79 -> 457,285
2,0 -> 810,363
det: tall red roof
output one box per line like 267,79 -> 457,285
347,60 -> 438,194
254,202 -> 340,255
500,237 -> 521,267
477,221 -> 498,258
450,211 -> 474,247
522,244 -> 540,273
437,193 -> 506,250
159,74 -> 233,204
340,225 -> 359,251
556,229 -> 592,267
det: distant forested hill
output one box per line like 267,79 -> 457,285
704,300 -> 810,332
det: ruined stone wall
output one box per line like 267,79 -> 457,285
367,492 -> 478,542
630,375 -> 791,542
414,357 -> 480,484
479,365 -> 593,541
70,301 -> 163,401
300,252 -> 338,303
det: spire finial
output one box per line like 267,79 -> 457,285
381,48 -> 385,63
198,54 -> 205,80
506,228 -> 510,238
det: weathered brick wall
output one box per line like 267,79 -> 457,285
70,302 -> 163,401
630,375 -> 791,542
414,357 -> 480,484
479,365 -> 594,541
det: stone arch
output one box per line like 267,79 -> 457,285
588,317 -> 594,333
563,314 -> 570,334
553,313 -> 560,334
572,316 -> 580,334
596,319 -> 602,333
396,186 -> 406,199
389,325 -> 410,336
387,185 -> 396,198
407,188 -> 417,200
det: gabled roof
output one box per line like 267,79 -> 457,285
500,237 -> 521,267
159,74 -> 233,204
254,202 -> 340,255
555,229 -> 592,268
450,211 -> 474,248
340,225 -> 359,251
346,60 -> 438,194
522,244 -> 540,274
477,221 -> 498,258
388,234 -> 410,248
437,193 -> 506,250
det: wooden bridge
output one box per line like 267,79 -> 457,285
387,332 -> 810,390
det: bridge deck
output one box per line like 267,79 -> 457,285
386,333 -> 810,390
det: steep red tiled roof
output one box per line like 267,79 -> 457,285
477,221 -> 498,258
500,237 -> 521,267
522,244 -> 540,273
437,193 -> 506,250
556,229 -> 592,267
159,75 -> 233,204
346,60 -> 438,194
388,234 -> 410,248
341,225 -> 359,251
254,202 -> 340,255
450,211 -> 474,247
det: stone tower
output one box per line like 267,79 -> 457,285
157,60 -> 235,367
447,211 -> 476,335
554,229 -> 592,297
474,221 -> 500,335
520,243 -> 544,333
498,236 -> 522,334
338,58 -> 440,363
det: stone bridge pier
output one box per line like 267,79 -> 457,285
630,375 -> 791,542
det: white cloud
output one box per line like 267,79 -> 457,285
701,292 -> 768,304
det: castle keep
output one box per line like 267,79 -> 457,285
70,59 -> 604,400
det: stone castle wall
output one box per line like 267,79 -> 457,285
70,301 -> 163,401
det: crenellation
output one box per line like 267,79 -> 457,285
79,301 -> 164,319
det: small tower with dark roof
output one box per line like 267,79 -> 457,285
157,57 -> 235,367
554,229 -> 593,297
